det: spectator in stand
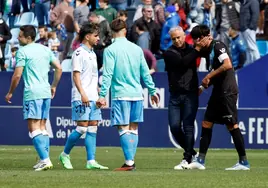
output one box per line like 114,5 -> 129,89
215,0 -> 240,47
32,0 -> 54,26
71,35 -> 80,51
153,0 -> 166,29
73,0 -> 90,34
240,0 -> 260,65
0,18 -> 11,71
188,0 -> 215,32
50,0 -> 75,61
175,0 -> 189,31
5,46 -> 18,72
110,0 -> 127,11
136,22 -> 151,49
133,0 -> 154,22
88,12 -> 112,50
36,25 -> 49,46
48,30 -> 60,59
117,10 -> 132,39
202,0 -> 215,31
0,0 -> 21,28
94,0 -> 117,24
21,0 -> 30,12
131,5 -> 161,54
189,0 -> 197,9
160,5 -> 180,51
257,0 -> 265,35
229,27 -> 246,70
264,0 -> 268,36
88,13 -> 112,68
143,48 -> 157,74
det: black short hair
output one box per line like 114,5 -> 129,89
20,25 -> 36,41
190,24 -> 210,40
110,19 -> 126,32
99,0 -> 109,4
11,47 -> 19,52
118,10 -> 128,17
79,22 -> 100,42
38,25 -> 48,32
88,12 -> 98,19
136,22 -> 146,31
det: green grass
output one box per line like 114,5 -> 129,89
0,146 -> 268,188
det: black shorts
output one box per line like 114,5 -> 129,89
204,94 -> 238,125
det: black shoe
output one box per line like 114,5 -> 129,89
114,163 -> 136,171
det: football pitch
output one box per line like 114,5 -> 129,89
0,146 -> 268,188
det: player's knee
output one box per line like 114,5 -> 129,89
129,123 -> 138,130
88,121 -> 98,126
87,126 -> 98,133
76,126 -> 88,134
202,121 -> 213,129
117,125 -> 129,131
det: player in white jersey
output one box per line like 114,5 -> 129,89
59,22 -> 108,170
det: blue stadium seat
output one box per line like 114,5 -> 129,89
61,59 -> 72,72
5,59 -> 13,72
7,28 -> 20,45
35,28 -> 40,41
4,44 -> 12,60
33,17 -> 39,27
156,59 -> 165,72
256,40 -> 268,57
14,12 -> 37,27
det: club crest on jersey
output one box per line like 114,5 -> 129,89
76,50 -> 80,56
219,48 -> 226,53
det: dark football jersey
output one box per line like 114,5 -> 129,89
209,40 -> 239,96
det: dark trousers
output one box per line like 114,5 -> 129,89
168,91 -> 198,162
0,45 -> 6,71
34,2 -> 50,26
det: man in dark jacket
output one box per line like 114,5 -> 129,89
130,5 -> 161,54
239,0 -> 260,64
88,12 -> 112,69
163,26 -> 208,170
0,18 -> 12,71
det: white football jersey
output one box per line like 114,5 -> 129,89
71,45 -> 99,102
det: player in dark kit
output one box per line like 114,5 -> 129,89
187,25 -> 250,170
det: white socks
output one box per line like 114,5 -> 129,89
126,160 -> 134,166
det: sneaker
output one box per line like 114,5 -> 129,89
33,160 -> 41,169
114,163 -> 136,171
86,161 -> 109,170
59,153 -> 73,170
187,161 -> 206,170
225,162 -> 250,171
174,160 -> 189,170
35,160 -> 53,171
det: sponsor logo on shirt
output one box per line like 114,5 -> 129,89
219,48 -> 226,53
